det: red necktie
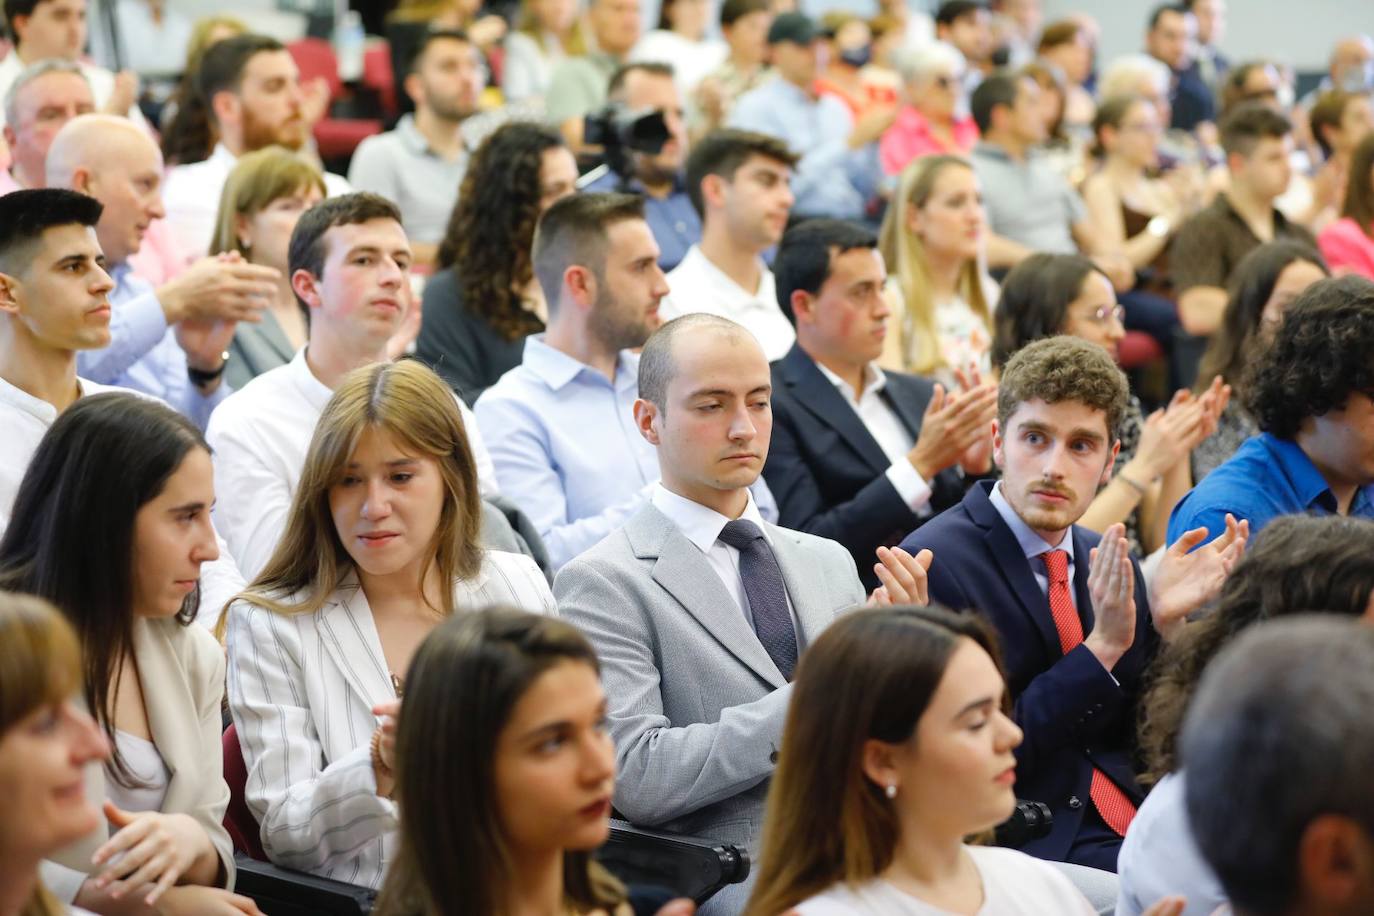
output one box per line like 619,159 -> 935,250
1040,549 -> 1137,837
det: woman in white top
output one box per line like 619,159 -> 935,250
744,605 -> 1164,916
0,594 -> 109,916
226,359 -> 557,891
631,0 -> 727,98
877,155 -> 998,389
502,0 -> 589,103
0,395 -> 255,915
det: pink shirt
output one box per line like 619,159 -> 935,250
879,105 -> 979,176
1319,217 -> 1374,281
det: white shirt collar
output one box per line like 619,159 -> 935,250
813,360 -> 887,403
289,346 -> 336,412
650,482 -> 770,555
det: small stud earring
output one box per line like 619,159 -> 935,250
885,784 -> 898,799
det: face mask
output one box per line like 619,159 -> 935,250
1338,62 -> 1374,93
839,44 -> 872,68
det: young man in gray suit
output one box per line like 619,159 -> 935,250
554,312 -> 931,914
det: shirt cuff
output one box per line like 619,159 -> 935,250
885,459 -> 934,515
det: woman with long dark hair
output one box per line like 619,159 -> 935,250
1116,515 -> 1374,916
0,394 -> 255,915
1318,130 -> 1374,279
415,122 -> 579,405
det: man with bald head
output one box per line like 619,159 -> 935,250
555,313 -> 931,914
45,114 -> 279,427
0,58 -> 92,192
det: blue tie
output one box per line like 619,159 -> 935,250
717,519 -> 798,681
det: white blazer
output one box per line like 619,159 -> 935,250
225,550 -> 556,890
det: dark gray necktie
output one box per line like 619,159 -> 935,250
717,519 -> 797,681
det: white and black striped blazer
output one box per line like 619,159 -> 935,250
226,549 -> 557,889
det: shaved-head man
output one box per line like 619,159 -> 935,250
47,114 -> 279,427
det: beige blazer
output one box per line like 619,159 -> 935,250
42,617 -> 234,901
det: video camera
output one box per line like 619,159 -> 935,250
582,104 -> 671,182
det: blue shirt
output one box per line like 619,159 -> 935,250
77,264 -> 229,429
989,481 -> 1078,610
582,169 -> 701,272
726,77 -> 881,221
1167,432 -> 1374,546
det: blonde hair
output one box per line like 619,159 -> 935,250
515,0 -> 589,56
227,361 -> 484,624
208,146 -> 327,258
877,155 -> 992,376
0,593 -> 83,916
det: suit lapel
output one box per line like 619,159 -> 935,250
966,485 -> 1063,657
768,524 -> 839,647
1070,526 -> 1098,635
878,373 -> 931,442
317,586 -> 397,709
133,620 -> 187,797
779,348 -> 890,474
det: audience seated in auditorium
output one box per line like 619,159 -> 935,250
501,0 -> 589,105
934,0 -> 993,89
1117,514 -> 1374,916
158,15 -> 248,168
417,123 -> 577,405
1191,242 -> 1327,480
226,360 -> 555,891
0,0 -> 145,128
1295,33 -> 1373,112
879,41 -> 978,177
582,63 -> 701,272
1319,131 -> 1374,279
727,12 -> 886,223
1169,275 -> 1374,544
0,393 -> 255,913
661,129 -> 798,360
372,608 -> 695,916
45,116 -> 275,428
689,0 -> 772,138
1181,617 -> 1374,916
746,605 -> 1100,915
162,35 -> 350,265
208,147 -> 325,390
555,313 -> 931,914
0,59 -> 93,193
992,255 -> 1226,556
1144,4 -> 1213,133
901,335 -> 1246,873
877,153 -> 997,385
813,13 -> 898,125
348,30 -> 486,266
1170,103 -> 1316,335
547,0 -> 642,149
630,0 -> 726,100
764,218 -> 994,589
0,594 -> 111,916
207,193 -> 497,580
1036,18 -> 1097,134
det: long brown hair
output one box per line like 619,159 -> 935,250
745,606 -> 1006,916
373,608 -> 625,915
228,360 -> 483,622
1340,130 -> 1374,241
0,593 -> 87,916
878,155 -> 992,376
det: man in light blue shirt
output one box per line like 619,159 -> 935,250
726,12 -> 889,222
476,191 -> 774,569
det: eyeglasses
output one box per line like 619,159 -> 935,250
1077,304 -> 1126,326
933,74 -> 959,90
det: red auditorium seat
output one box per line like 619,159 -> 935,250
287,38 -> 381,164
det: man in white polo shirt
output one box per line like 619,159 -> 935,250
661,128 -> 799,361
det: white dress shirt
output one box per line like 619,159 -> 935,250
0,52 -> 148,129
206,347 -> 496,581
661,245 -> 796,361
162,144 -> 352,265
650,484 -> 800,645
0,374 -> 245,628
814,360 -> 932,514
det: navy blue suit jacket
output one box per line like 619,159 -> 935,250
899,481 -> 1156,863
763,345 -> 969,590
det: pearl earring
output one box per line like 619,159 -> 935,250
885,784 -> 898,799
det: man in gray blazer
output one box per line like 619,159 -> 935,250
555,313 -> 931,914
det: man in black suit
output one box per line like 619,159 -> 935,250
900,336 -> 1247,872
763,219 -> 997,590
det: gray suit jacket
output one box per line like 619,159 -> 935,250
554,502 -> 864,851
225,311 -> 295,391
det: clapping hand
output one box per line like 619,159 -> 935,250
92,804 -> 213,905
1083,524 -> 1137,669
1150,514 -> 1248,640
951,364 -> 997,474
868,546 -> 932,606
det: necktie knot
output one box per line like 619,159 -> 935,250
1039,549 -> 1070,587
718,518 -> 766,550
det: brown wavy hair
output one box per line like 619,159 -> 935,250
1138,514 -> 1374,785
436,122 -> 565,342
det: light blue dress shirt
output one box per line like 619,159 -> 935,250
726,77 -> 881,222
474,336 -> 776,569
77,264 -> 229,430
989,480 -> 1078,609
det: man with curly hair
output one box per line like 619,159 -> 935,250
1168,275 -> 1374,545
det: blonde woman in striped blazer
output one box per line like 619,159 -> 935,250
225,360 -> 556,890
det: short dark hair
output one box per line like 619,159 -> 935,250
197,34 -> 286,121
991,253 -> 1108,368
935,0 -> 987,28
1245,275 -> 1374,439
406,28 -> 474,76
638,313 -> 753,409
531,192 -> 646,306
288,193 -> 403,301
970,70 -> 1021,134
684,128 -> 798,217
773,218 -> 877,323
0,188 -> 102,276
1147,2 -> 1189,31
607,61 -> 674,100
997,335 -> 1129,441
720,0 -> 769,28
1219,101 -> 1292,159
3,0 -> 41,41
